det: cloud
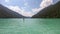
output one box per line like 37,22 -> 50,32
5,0 -> 10,2
22,11 -> 34,17
32,8 -> 42,13
32,0 -> 53,13
6,6 -> 34,17
40,0 -> 53,8
5,0 -> 54,17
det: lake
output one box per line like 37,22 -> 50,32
0,18 -> 60,34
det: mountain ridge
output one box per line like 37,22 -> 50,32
32,1 -> 60,18
0,4 -> 25,18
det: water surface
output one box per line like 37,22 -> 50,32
0,19 -> 60,34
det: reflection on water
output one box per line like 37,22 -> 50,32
0,19 -> 60,34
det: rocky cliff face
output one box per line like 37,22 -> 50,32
0,4 -> 25,18
32,1 -> 60,18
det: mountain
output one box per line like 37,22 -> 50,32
0,4 -> 25,18
32,1 -> 60,18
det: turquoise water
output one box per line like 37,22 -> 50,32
0,19 -> 60,34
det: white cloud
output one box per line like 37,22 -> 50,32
32,0 -> 53,13
40,0 -> 53,8
22,11 -> 34,17
5,0 -> 54,17
5,0 -> 10,2
6,6 -> 34,17
32,8 -> 43,13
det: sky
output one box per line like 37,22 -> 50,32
0,0 -> 60,17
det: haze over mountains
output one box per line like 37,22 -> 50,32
32,1 -> 60,18
0,4 -> 25,18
